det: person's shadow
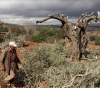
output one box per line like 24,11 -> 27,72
10,69 -> 26,87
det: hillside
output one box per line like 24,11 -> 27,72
0,40 -> 100,88
0,22 -> 100,87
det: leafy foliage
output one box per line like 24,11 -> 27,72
30,26 -> 62,43
21,40 -> 70,86
89,35 -> 96,41
89,35 -> 100,45
95,36 -> 100,45
21,40 -> 100,88
0,22 -> 100,87
0,22 -> 8,32
9,25 -> 26,37
0,26 -> 8,32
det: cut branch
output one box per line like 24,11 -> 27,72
77,14 -> 85,23
36,14 -> 67,24
77,12 -> 94,23
81,12 -> 94,22
62,71 -> 92,88
87,16 -> 98,24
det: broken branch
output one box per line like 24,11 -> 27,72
62,70 -> 92,88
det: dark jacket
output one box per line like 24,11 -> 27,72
2,48 -> 21,75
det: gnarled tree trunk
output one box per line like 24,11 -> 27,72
36,12 -> 100,61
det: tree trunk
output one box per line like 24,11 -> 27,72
36,12 -> 100,61
71,28 -> 80,61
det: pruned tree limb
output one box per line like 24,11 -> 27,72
62,70 -> 92,88
81,12 -> 94,22
77,12 -> 95,26
77,14 -> 85,23
36,14 -> 69,24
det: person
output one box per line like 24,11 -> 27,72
1,41 -> 21,84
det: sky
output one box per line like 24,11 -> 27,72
0,0 -> 100,25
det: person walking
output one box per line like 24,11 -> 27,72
1,41 -> 21,84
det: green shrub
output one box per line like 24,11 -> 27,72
30,34 -> 45,43
20,40 -> 100,88
20,40 -> 69,86
89,35 -> 96,41
95,36 -> 100,45
0,25 -> 8,32
89,35 -> 100,45
21,46 -> 51,87
30,26 -> 61,43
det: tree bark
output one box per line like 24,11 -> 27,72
36,12 -> 99,61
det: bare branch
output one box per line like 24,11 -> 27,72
91,12 -> 94,15
97,11 -> 100,20
81,12 -> 94,22
77,14 -> 85,23
36,14 -> 66,24
62,70 -> 92,88
87,15 -> 98,24
87,17 -> 93,23
77,12 -> 94,23
57,13 -> 61,17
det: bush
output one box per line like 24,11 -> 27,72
89,35 -> 100,45
20,40 -> 100,88
89,35 -> 96,41
21,40 -> 69,87
0,26 -> 8,32
15,35 -> 26,47
30,34 -> 46,43
30,26 -> 61,43
95,36 -> 100,45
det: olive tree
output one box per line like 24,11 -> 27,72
36,12 -> 100,61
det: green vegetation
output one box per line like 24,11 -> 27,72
89,35 -> 100,45
0,22 -> 26,43
20,40 -> 100,88
0,22 -> 62,43
30,26 -> 62,43
0,22 -> 100,87
89,35 -> 96,41
0,26 -> 8,32
0,22 -> 8,32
